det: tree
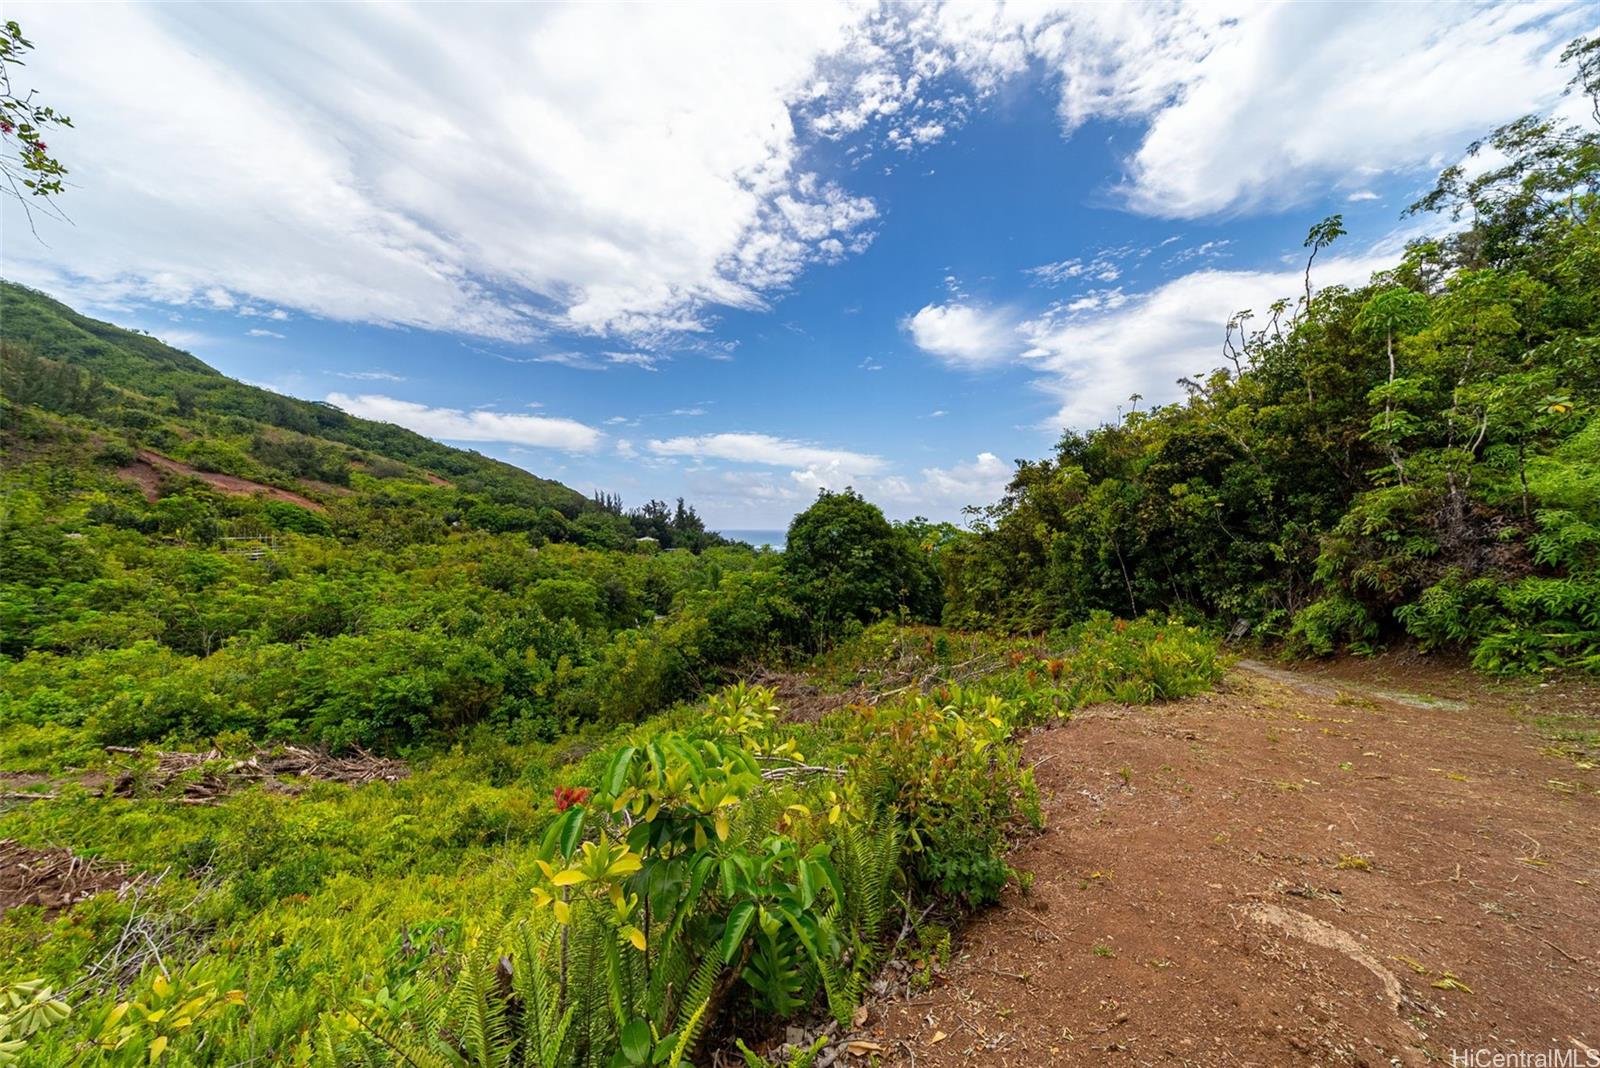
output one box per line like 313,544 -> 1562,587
783,489 -> 934,640
1355,286 -> 1432,483
0,21 -> 72,230
1302,214 -> 1346,311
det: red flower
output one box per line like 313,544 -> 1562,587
553,785 -> 591,813
31,140 -> 46,152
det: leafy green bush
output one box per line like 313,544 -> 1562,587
1290,595 -> 1380,657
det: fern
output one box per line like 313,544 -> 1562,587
512,922 -> 575,1068
441,934 -> 513,1068
735,1035 -> 829,1068
644,906 -> 692,1030
814,814 -> 903,1025
667,954 -> 721,1062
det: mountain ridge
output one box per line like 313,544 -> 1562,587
0,279 -> 590,515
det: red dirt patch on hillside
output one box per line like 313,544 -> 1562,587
115,460 -> 164,502
115,450 -> 325,511
862,662 -> 1599,1067
298,478 -> 353,498
0,840 -> 138,918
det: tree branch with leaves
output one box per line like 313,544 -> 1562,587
1,20 -> 72,233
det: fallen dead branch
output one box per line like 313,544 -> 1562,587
106,743 -> 408,803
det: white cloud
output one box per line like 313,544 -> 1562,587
1113,4 -> 1591,217
805,2 -> 1594,218
334,370 -> 407,382
602,351 -> 661,370
7,0 -> 1586,348
1018,250 -> 1394,429
1026,253 -> 1122,286
4,3 -> 877,342
1058,288 -> 1129,316
903,302 -> 1019,367
325,392 -> 602,451
147,328 -> 216,350
245,327 -> 285,339
1347,191 -> 1381,202
533,352 -> 606,371
1164,240 -> 1231,267
679,449 -> 1015,525
670,407 -> 708,418
648,432 -> 885,473
912,451 -> 1011,509
646,427 -> 1010,522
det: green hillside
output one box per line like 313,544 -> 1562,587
1,31 -> 1597,1068
0,279 -> 803,754
1,280 -> 588,515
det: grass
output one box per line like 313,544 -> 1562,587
0,618 -> 1230,1066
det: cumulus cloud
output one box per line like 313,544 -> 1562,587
1017,251 -> 1394,429
903,303 -> 1019,367
804,1 -> 1593,217
1116,5 -> 1589,216
6,0 -> 1585,348
647,433 -> 886,474
325,392 -> 602,451
679,448 -> 1015,526
3,3 -> 877,342
913,451 -> 1012,508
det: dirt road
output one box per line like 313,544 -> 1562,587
869,660 -> 1600,1067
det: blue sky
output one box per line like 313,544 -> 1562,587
5,2 -> 1597,527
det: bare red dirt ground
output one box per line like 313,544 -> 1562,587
865,660 -> 1599,1067
116,449 -> 325,510
0,840 -> 138,919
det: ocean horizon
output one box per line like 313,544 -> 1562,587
717,528 -> 787,550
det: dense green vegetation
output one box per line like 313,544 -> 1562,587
0,275 -> 971,1067
4,31 -> 1597,1068
942,42 -> 1600,674
0,622 -> 1223,1066
0,283 -> 952,757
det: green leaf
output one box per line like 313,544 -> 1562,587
721,902 -> 756,964
813,855 -> 845,907
560,808 -> 586,857
605,747 -> 637,796
620,1018 -> 653,1065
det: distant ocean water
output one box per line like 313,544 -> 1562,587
718,528 -> 787,550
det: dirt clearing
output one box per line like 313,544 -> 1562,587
116,449 -> 326,510
867,659 -> 1599,1066
0,840 -> 139,919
